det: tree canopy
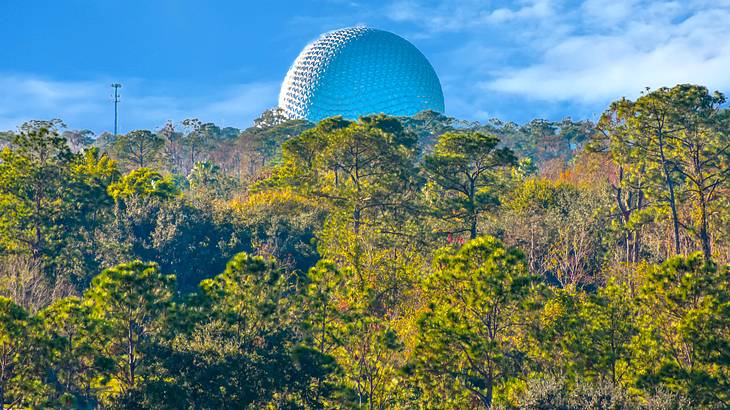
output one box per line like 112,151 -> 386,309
0,85 -> 728,409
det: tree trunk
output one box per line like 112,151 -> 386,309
633,190 -> 644,263
483,382 -> 493,409
368,376 -> 374,410
469,177 -> 477,240
128,319 -> 135,387
470,213 -> 478,240
658,136 -> 681,255
33,182 -> 43,260
666,176 -> 681,255
320,304 -> 327,353
353,207 -> 361,235
698,194 -> 712,262
692,146 -> 712,263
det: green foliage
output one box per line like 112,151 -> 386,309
0,296 -> 48,408
597,84 -> 729,260
231,189 -> 323,273
497,178 -> 610,285
423,131 -> 516,239
631,253 -> 729,407
105,168 -> 248,291
0,92 -> 727,409
127,252 -> 338,409
187,161 -> 235,200
275,115 -> 419,235
0,125 -> 73,257
108,168 -> 179,200
412,236 -> 538,408
112,130 -> 164,169
84,261 -> 175,401
0,124 -> 121,284
533,283 -> 637,388
39,296 -> 113,408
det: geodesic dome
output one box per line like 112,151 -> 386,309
278,27 -> 445,123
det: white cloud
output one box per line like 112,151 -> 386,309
385,0 -> 558,34
486,0 -> 554,24
4,1 -> 728,129
580,0 -> 637,26
383,0 -> 730,117
0,76 -> 103,131
197,82 -> 279,125
0,75 -> 278,133
484,4 -> 730,102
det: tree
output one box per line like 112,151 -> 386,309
276,116 -> 418,235
107,167 -> 247,292
497,178 -> 609,285
62,129 -> 95,153
231,188 -> 324,273
597,86 -> 726,257
128,253 -> 337,409
241,107 -> 311,172
253,107 -> 289,128
0,124 -> 119,288
61,147 -> 120,285
272,115 -> 421,276
303,260 -> 346,356
158,121 -> 185,174
180,119 -> 210,173
663,85 -> 729,261
113,130 -> 163,169
0,297 -> 47,409
39,296 -> 112,407
535,284 -> 637,388
598,86 -> 730,262
631,253 -> 729,407
412,236 -> 537,408
187,161 -> 234,200
107,168 -> 178,201
0,124 -> 73,260
422,131 -> 516,240
599,93 -> 681,255
84,261 -> 175,399
398,109 -> 460,147
302,259 -> 411,409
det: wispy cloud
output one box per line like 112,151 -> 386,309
486,2 -> 730,102
0,75 -> 278,133
3,1 -> 728,129
195,82 -> 280,125
0,75 -> 103,131
383,0 -> 730,119
386,0 -> 558,34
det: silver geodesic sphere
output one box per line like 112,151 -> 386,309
278,27 -> 445,123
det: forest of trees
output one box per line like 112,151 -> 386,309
0,84 -> 727,409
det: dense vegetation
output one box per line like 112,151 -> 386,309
0,84 -> 727,409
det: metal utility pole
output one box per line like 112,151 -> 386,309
111,83 -> 122,136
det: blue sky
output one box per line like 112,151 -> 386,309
2,0 -> 729,133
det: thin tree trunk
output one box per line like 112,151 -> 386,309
470,214 -> 478,240
658,136 -> 681,254
128,319 -> 135,387
469,177 -> 477,240
633,189 -> 644,262
320,304 -> 327,353
665,171 -> 681,255
33,183 -> 43,259
484,381 -> 493,409
692,146 -> 713,262
353,207 -> 361,235
698,194 -> 712,262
